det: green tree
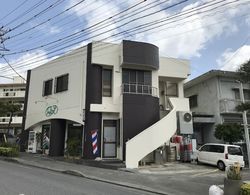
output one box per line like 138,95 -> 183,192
236,60 -> 250,112
214,123 -> 243,144
0,102 -> 22,139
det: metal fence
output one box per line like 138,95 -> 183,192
121,83 -> 158,97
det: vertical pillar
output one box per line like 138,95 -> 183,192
84,43 -> 102,159
239,82 -> 250,167
49,119 -> 66,156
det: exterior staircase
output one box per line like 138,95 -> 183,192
125,97 -> 190,168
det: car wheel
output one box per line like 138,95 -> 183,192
217,161 -> 225,171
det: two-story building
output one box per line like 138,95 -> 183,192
0,76 -> 26,136
23,40 -> 191,168
184,70 -> 250,146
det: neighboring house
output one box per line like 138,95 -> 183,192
184,70 -> 250,146
23,40 -> 191,168
0,76 -> 26,136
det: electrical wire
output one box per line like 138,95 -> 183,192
1,55 -> 26,81
4,0 -> 237,57
4,0 -> 150,55
0,0 -> 233,71
5,3 -> 249,74
6,0 -> 159,48
0,0 -> 30,23
8,0 -> 86,38
3,0 -> 48,27
0,0 -> 246,74
8,0 -> 65,32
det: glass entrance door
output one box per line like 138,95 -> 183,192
103,120 -> 117,158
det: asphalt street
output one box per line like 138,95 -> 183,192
0,161 -> 155,195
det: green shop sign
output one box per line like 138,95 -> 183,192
45,105 -> 58,117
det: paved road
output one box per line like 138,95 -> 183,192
138,163 -> 250,195
0,161 -> 156,195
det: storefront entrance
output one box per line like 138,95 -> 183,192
103,120 -> 118,158
67,124 -> 83,157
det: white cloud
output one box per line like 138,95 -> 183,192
29,21 -> 61,35
67,0 -> 250,59
0,50 -> 49,83
217,45 -> 250,71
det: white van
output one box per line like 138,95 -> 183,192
197,143 -> 245,170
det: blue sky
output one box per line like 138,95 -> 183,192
0,0 -> 250,83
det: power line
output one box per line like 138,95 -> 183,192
8,0 -> 86,39
6,3 -> 250,74
0,0 -> 233,71
0,75 -> 13,80
1,55 -> 26,81
4,0 -> 149,55
3,0 -> 237,57
1,0 -> 246,74
6,0 -> 157,46
220,36 -> 250,69
7,0 -> 65,32
0,0 -> 29,22
3,0 -> 48,27
4,0 -> 116,48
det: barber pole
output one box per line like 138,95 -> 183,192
43,133 -> 47,150
91,130 -> 98,155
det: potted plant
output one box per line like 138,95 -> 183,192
65,138 -> 81,161
241,183 -> 250,195
224,162 -> 243,195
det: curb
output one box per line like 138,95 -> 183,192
0,157 -> 169,195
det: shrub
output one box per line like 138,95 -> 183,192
0,147 -> 19,157
226,163 -> 242,180
215,123 -> 243,144
240,183 -> 250,195
66,138 -> 81,157
0,142 -> 19,157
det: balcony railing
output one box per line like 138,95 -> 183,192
220,99 -> 250,113
0,91 -> 25,98
121,83 -> 158,97
0,117 -> 23,124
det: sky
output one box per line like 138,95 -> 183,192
0,0 -> 250,83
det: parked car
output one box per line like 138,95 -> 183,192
197,143 -> 245,170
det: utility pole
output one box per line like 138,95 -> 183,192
238,81 -> 250,168
0,26 -> 9,52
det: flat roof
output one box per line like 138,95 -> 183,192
0,83 -> 26,87
185,70 -> 239,89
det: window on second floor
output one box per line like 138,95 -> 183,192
233,88 -> 250,100
122,69 -> 152,94
102,69 -> 112,97
233,89 -> 240,100
166,82 -> 178,97
189,95 -> 198,108
43,79 -> 53,96
55,74 -> 69,93
244,89 -> 250,100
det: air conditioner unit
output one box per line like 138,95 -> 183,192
177,111 -> 193,134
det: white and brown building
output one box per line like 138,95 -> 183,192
23,40 -> 191,168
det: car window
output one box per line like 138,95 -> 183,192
200,145 -> 210,152
210,145 -> 224,153
228,147 -> 242,155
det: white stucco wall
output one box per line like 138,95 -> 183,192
159,57 -> 190,79
91,42 -> 122,114
25,48 -> 87,129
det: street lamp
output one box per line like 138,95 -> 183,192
237,80 -> 250,168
